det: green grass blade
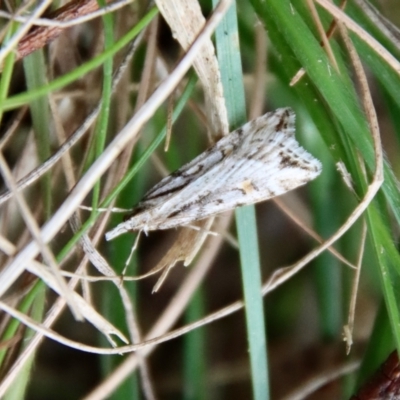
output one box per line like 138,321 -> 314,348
215,2 -> 269,399
183,288 -> 207,400
23,50 -> 52,216
3,288 -> 46,400
91,0 -> 115,211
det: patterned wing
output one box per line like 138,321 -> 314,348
105,108 -> 321,238
149,109 -> 321,228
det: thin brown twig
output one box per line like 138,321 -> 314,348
0,0 -> 53,66
343,221 -> 366,354
307,0 -> 339,71
0,0 -> 132,29
15,0 -> 107,61
337,12 -> 381,355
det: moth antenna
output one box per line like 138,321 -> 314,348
80,205 -> 133,213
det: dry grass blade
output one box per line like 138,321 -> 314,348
27,262 -> 128,344
0,238 -> 127,346
339,17 -> 379,355
0,300 -> 126,352
0,153 -> 82,320
306,0 -> 338,72
249,22 -> 267,119
343,222 -> 367,354
153,0 -> 230,269
156,0 -> 229,138
1,0 -> 135,62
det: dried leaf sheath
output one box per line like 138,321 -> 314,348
106,108 -> 322,240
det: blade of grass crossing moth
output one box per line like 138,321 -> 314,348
214,2 -> 270,399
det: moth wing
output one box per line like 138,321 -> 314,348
109,108 -> 321,234
135,108 -> 293,211
151,110 -> 321,227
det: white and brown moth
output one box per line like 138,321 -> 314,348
106,108 -> 322,240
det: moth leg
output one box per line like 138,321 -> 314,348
152,263 -> 175,293
122,231 -> 142,276
186,224 -> 219,236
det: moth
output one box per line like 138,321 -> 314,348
106,108 -> 322,241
